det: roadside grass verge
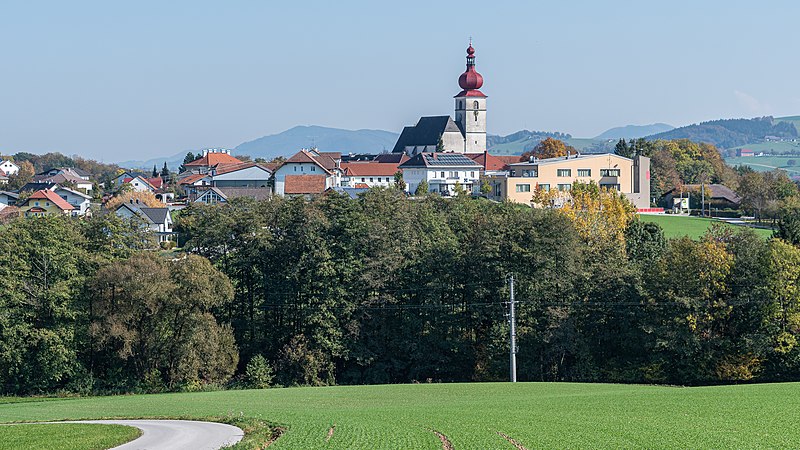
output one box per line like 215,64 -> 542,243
0,423 -> 140,450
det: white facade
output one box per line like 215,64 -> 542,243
212,165 -> 271,188
454,97 -> 487,153
126,176 -> 155,192
341,174 -> 396,188
54,187 -> 91,216
0,160 -> 19,176
403,167 -> 481,196
273,162 -> 338,196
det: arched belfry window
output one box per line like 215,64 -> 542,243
473,100 -> 479,109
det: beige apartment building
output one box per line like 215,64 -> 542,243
487,153 -> 651,209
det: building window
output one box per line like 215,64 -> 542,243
361,178 -> 365,182
601,183 -> 621,191
538,184 -> 550,192
441,171 -> 445,178
294,166 -> 297,172
470,171 -> 475,178
311,166 -> 316,172
600,169 -> 621,177
515,184 -> 531,193
557,169 -> 572,177
577,169 -> 591,177
558,183 -> 572,191
369,178 -> 373,182
34,202 -> 39,206
522,169 -> 538,177
449,171 -> 458,178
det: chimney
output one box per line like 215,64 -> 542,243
566,151 -> 571,159
529,155 -> 534,162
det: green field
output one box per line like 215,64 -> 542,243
3,383 -> 800,449
0,423 -> 139,450
725,155 -> 800,173
639,214 -> 773,239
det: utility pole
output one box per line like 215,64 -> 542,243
701,181 -> 705,218
508,275 -> 517,382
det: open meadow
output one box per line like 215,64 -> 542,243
2,382 -> 800,449
639,214 -> 773,239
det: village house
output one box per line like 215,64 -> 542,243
33,170 -> 93,193
273,149 -> 342,197
183,149 -> 242,174
486,153 -> 651,209
0,160 -> 20,176
17,189 -> 75,217
0,169 -> 7,185
210,162 -> 272,188
340,161 -> 400,188
114,200 -> 174,242
194,187 -> 272,205
399,152 -> 482,196
54,186 -> 93,216
0,191 -> 19,209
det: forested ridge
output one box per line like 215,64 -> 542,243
4,187 -> 800,395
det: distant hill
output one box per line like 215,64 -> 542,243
234,126 -> 398,160
594,123 -> 674,140
647,116 -> 798,149
117,151 -> 190,171
488,130 -> 612,155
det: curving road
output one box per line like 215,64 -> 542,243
68,419 -> 244,450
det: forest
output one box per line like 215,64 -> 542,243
4,186 -> 800,395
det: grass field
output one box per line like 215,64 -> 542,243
725,155 -> 800,173
0,423 -> 139,450
639,214 -> 773,239
2,383 -> 800,449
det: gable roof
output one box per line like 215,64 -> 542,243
54,186 -> 92,199
398,152 -> 482,169
179,173 -> 210,185
374,153 -> 411,165
26,189 -> 74,211
213,162 -> 273,176
34,172 -> 90,185
391,116 -> 464,153
465,152 -> 514,171
285,149 -> 341,174
20,182 -> 58,192
284,174 -> 326,194
197,187 -> 272,203
342,162 -> 402,177
185,152 -> 242,167
0,191 -> 19,200
673,184 -> 742,204
138,207 -> 170,224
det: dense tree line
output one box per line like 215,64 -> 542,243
6,188 -> 800,395
647,116 -> 797,149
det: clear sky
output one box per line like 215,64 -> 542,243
1,0 -> 798,161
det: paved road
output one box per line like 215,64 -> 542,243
69,419 -> 244,450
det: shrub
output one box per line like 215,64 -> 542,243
243,355 -> 274,389
160,240 -> 176,250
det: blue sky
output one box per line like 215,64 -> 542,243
1,0 -> 798,161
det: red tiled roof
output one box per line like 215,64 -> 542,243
284,174 -> 326,194
179,174 -> 209,185
342,162 -> 401,177
285,150 -> 340,173
27,189 -> 74,211
465,152 -> 514,171
185,152 -> 243,167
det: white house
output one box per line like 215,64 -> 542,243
54,186 -> 92,216
211,162 -> 272,188
340,162 -> 400,188
0,191 -> 19,209
194,187 -> 271,205
123,175 -> 156,193
398,152 -> 482,196
273,149 -> 342,197
0,160 -> 20,176
115,201 -> 174,242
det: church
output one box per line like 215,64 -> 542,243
392,43 -> 487,155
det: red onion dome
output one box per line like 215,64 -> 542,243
458,44 -> 483,90
459,68 -> 484,90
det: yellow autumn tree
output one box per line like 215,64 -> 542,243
105,191 -> 164,210
559,181 -> 636,254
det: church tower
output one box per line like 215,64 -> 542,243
454,42 -> 487,153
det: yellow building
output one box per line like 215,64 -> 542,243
18,189 -> 75,217
488,153 -> 650,209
